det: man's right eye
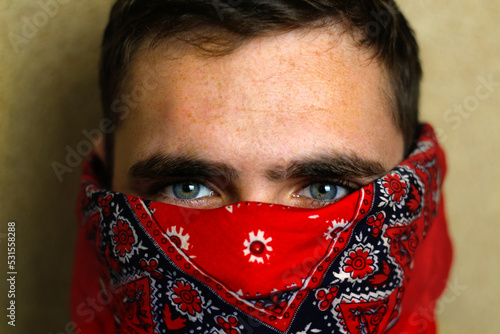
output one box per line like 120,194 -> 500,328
161,182 -> 214,200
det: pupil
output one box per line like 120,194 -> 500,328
311,183 -> 337,200
173,183 -> 200,199
182,184 -> 194,192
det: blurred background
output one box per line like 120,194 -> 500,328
0,0 -> 499,333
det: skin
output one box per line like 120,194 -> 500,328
108,27 -> 404,209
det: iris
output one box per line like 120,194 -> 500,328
170,182 -> 211,199
308,183 -> 338,201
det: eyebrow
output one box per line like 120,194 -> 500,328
128,154 -> 240,182
265,154 -> 387,182
128,152 -> 387,184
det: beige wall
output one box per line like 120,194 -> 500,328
397,1 -> 500,333
1,1 -> 499,333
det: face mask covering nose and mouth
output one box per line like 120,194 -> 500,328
71,124 -> 452,334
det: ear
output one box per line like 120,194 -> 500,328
93,133 -> 107,165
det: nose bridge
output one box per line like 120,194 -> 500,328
229,172 -> 283,205
237,188 -> 277,205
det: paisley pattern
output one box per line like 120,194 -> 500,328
71,124 -> 452,333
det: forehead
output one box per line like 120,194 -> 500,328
130,28 -> 392,117
114,27 -> 401,173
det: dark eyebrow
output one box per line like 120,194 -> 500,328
128,152 -> 388,186
265,153 -> 388,182
128,154 -> 239,182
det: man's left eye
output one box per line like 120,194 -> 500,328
162,182 -> 214,200
299,182 -> 350,201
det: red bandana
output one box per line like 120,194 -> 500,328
71,124 -> 452,333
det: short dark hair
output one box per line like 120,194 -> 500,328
100,0 -> 422,163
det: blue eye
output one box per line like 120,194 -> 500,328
164,182 -> 213,200
299,183 -> 349,201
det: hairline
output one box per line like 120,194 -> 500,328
105,21 -> 404,174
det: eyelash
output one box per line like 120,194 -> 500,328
308,178 -> 359,190
150,178 -> 360,204
152,179 -> 218,203
163,197 -> 206,206
300,178 -> 360,205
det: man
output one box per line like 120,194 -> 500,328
72,1 -> 452,333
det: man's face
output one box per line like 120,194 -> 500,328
112,28 -> 404,209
